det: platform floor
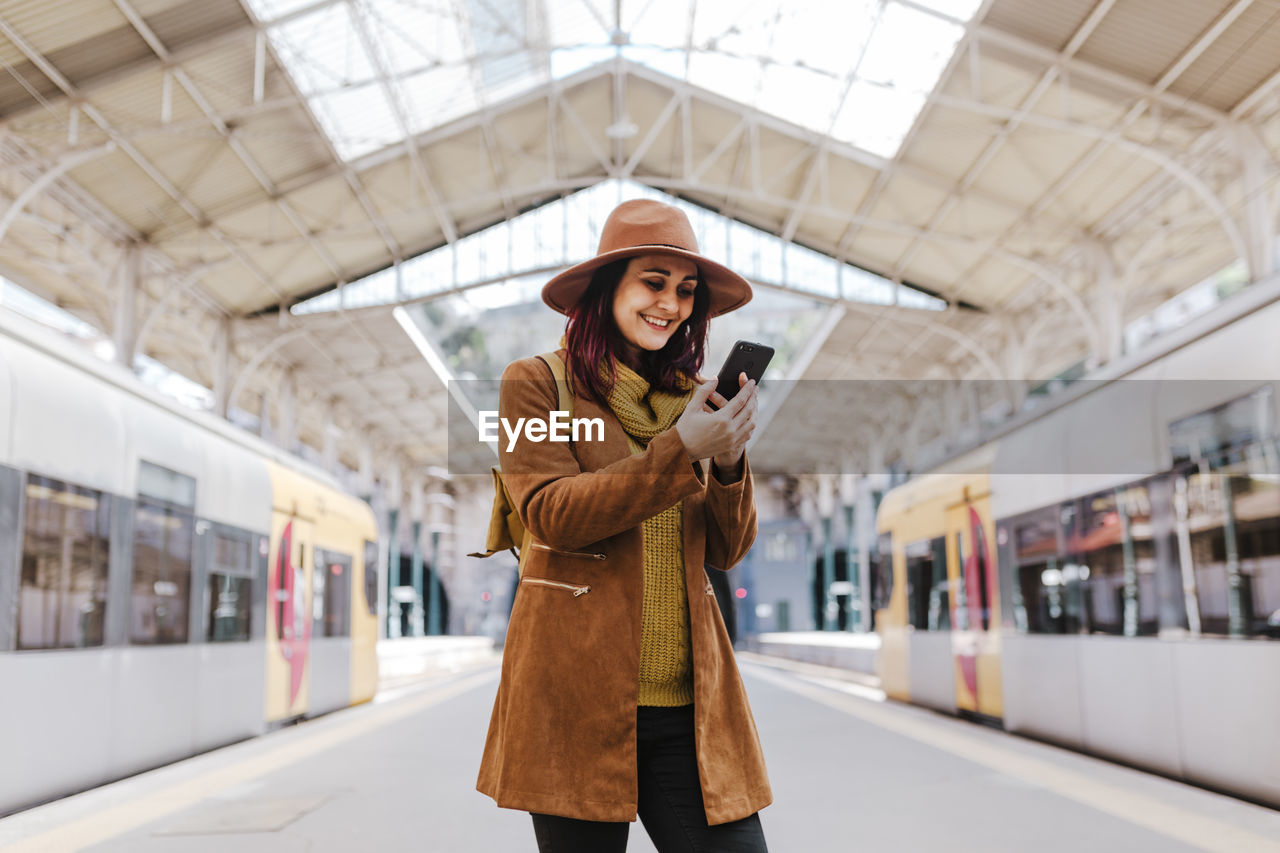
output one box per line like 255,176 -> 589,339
2,654 -> 1278,853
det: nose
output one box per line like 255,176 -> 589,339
654,286 -> 677,314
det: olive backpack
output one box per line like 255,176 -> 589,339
467,351 -> 572,573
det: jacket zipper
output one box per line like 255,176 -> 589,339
521,576 -> 591,597
530,542 -> 606,560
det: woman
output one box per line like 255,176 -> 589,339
476,199 -> 771,852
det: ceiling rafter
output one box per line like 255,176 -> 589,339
0,12 -> 290,306
944,1 -> 1258,315
887,1 -> 1121,286
115,0 -> 358,286
346,0 -> 458,244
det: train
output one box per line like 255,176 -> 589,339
0,310 -> 380,816
875,278 -> 1280,809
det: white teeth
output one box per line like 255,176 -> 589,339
642,315 -> 669,328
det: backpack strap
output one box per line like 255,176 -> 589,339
535,351 -> 573,419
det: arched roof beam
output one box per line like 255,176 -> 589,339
0,14 -> 288,304
944,0 -> 1259,310
928,94 -> 1250,266
970,22 -> 1230,127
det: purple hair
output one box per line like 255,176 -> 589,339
564,257 -> 710,401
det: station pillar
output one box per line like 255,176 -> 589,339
409,478 -> 425,637
818,475 -> 836,630
841,471 -> 860,632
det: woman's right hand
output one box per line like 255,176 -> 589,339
675,374 -> 758,462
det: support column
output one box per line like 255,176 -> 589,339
212,316 -> 232,418
1000,318 -> 1028,412
113,242 -> 142,369
1221,474 -> 1248,637
1118,486 -> 1140,637
1233,123 -> 1277,282
858,444 -> 886,631
426,476 -> 450,636
1087,239 -> 1123,367
385,465 -> 402,639
799,489 -> 817,631
840,470 -> 860,632
278,368 -> 298,453
322,407 -> 338,475
258,393 -> 271,441
409,477 -> 425,637
818,475 -> 836,630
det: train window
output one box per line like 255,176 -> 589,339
1011,506 -> 1079,635
1183,462 -> 1280,638
316,549 -> 352,637
17,475 -> 110,650
207,530 -> 253,642
207,575 -> 251,642
364,539 -> 378,617
137,461 -> 196,509
1068,485 -> 1158,637
130,465 -> 198,644
904,538 -> 941,630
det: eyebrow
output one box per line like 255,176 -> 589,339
642,267 -> 699,282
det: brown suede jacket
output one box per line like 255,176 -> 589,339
476,352 -> 772,825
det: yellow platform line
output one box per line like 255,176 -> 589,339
744,663 -> 1280,853
1,669 -> 499,853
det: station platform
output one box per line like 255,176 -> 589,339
1,654 -> 1277,853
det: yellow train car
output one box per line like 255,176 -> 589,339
264,460 -> 380,722
875,445 -> 1003,719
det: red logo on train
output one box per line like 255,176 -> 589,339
270,520 -> 310,706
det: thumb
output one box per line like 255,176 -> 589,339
688,377 -> 716,409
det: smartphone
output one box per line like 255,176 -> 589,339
708,340 -> 774,410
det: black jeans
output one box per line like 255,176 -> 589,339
530,705 -> 768,853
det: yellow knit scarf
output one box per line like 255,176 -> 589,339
605,360 -> 696,707
604,360 -> 694,441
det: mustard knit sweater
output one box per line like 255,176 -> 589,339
605,362 -> 695,707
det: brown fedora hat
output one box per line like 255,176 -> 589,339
542,199 -> 752,317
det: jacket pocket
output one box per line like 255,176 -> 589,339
521,576 -> 591,597
529,542 -> 606,561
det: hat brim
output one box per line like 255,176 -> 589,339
541,245 -> 752,317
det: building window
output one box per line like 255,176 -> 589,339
130,462 -> 196,645
17,475 -> 110,650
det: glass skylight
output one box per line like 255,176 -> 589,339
291,179 -> 947,316
245,0 -> 982,161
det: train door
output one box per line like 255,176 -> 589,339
945,490 -> 1003,718
266,511 -> 315,722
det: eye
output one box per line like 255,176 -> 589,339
644,279 -> 665,290
678,287 -> 696,298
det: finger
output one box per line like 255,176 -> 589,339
688,377 -> 716,410
725,380 -> 753,416
707,390 -> 730,409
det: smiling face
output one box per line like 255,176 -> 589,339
611,254 -> 700,357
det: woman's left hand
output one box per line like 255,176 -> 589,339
704,372 -> 758,473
